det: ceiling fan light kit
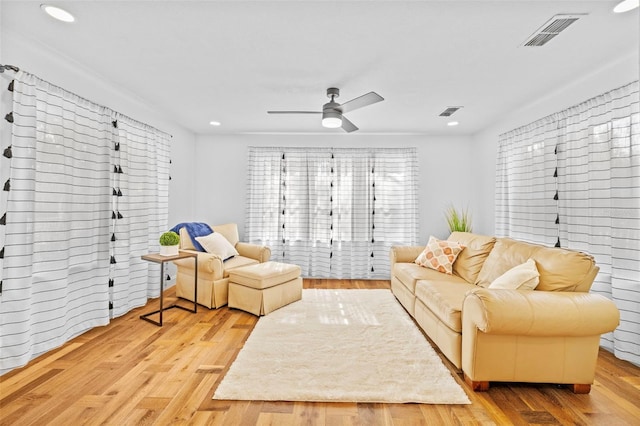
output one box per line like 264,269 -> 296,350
322,111 -> 342,128
268,87 -> 384,133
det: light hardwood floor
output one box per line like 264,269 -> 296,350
1,279 -> 639,425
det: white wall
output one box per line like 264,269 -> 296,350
194,133 -> 474,243
0,28 -> 197,226
471,52 -> 640,235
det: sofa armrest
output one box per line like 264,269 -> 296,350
463,288 -> 620,336
389,245 -> 424,270
235,242 -> 271,263
173,250 -> 224,280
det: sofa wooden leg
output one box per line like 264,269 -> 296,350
464,374 -> 490,392
569,384 -> 591,394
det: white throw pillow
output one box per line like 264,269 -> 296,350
195,232 -> 239,260
488,258 -> 540,290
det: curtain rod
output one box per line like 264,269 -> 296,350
0,63 -> 173,138
0,64 -> 19,73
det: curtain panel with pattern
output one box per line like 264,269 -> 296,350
496,81 -> 640,366
0,71 -> 170,375
245,147 -> 418,279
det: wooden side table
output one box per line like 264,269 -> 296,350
140,251 -> 198,326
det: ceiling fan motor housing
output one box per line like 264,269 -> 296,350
323,100 -> 342,113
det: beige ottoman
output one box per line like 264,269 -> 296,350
228,261 -> 302,316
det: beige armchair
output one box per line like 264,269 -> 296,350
172,223 -> 271,309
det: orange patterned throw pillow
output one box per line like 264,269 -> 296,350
415,236 -> 465,274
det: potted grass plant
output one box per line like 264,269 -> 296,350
445,205 -> 472,233
159,231 -> 180,256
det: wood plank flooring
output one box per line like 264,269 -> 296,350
1,279 -> 639,425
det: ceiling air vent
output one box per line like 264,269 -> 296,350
523,14 -> 586,47
439,106 -> 462,117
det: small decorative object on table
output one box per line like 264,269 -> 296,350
159,231 -> 180,256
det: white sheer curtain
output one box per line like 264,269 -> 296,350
557,82 -> 639,364
0,72 -> 112,374
496,81 -> 640,366
495,117 -> 559,246
0,71 -> 170,375
246,147 -> 418,279
108,116 -> 170,318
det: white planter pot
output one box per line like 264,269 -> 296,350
159,245 -> 179,256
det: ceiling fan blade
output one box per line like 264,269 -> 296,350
340,92 -> 384,113
341,116 -> 359,133
267,111 -> 321,114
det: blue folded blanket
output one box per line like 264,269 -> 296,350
170,222 -> 213,252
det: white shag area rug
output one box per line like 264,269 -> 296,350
213,289 -> 471,404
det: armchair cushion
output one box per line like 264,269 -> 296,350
196,232 -> 239,260
212,223 -> 240,246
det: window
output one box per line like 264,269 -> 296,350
246,147 -> 418,279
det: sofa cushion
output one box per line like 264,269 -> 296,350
476,238 -> 598,292
415,236 -> 465,274
447,232 -> 496,284
394,262 -> 462,293
488,258 -> 540,290
415,280 -> 477,333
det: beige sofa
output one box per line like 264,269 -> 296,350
173,223 -> 271,309
390,232 -> 620,394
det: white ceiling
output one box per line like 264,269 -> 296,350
2,0 -> 638,135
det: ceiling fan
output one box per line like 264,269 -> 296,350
267,88 -> 384,133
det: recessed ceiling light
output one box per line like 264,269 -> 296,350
613,0 -> 639,13
41,4 -> 75,22
209,121 -> 221,126
447,121 -> 459,127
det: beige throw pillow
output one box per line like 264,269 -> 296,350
488,258 -> 540,290
415,236 -> 465,275
195,232 -> 239,260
